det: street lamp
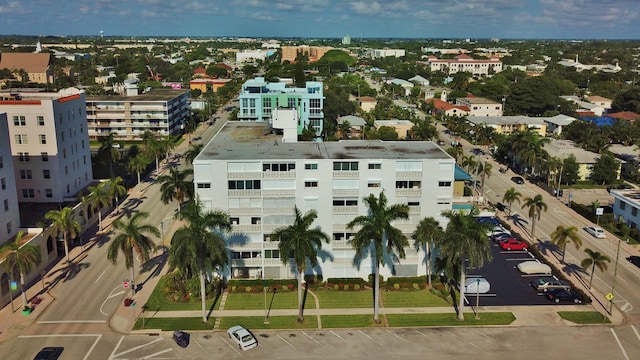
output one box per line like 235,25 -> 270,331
475,278 -> 480,320
160,215 -> 175,250
608,236 -> 622,315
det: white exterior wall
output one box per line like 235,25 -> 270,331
1,90 -> 93,203
194,155 -> 455,280
0,114 -> 20,245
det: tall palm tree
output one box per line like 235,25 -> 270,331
338,120 -> 352,140
581,248 -> 611,288
551,225 -> 583,263
412,217 -> 444,288
107,176 -> 127,212
477,162 -> 492,196
502,187 -> 521,216
347,191 -> 409,323
1,231 -> 40,308
108,211 -> 159,297
157,167 -> 194,212
45,207 -> 82,262
439,210 -> 493,321
522,194 -> 548,239
446,146 -> 464,164
271,206 -> 330,322
128,154 -> 150,187
170,200 -> 231,323
461,155 -> 477,174
97,132 -> 121,179
87,182 -> 112,231
160,136 -> 175,161
184,143 -> 204,165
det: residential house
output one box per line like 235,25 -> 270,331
585,95 -> 613,110
543,114 -> 577,136
427,98 -> 469,118
189,78 -> 232,94
609,190 -> 640,229
356,96 -> 377,113
467,116 -> 546,136
0,53 -> 54,84
456,97 -> 503,117
337,115 -> 367,139
545,139 -> 622,181
374,119 -> 413,139
608,111 -> 640,123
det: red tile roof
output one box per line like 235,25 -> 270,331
608,111 -> 640,121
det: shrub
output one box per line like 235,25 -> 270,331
343,284 -> 350,291
354,284 -> 360,290
393,283 -> 400,290
413,283 -> 420,290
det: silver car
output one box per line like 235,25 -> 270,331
584,226 -> 605,239
529,278 -> 570,292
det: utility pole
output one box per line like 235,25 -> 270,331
608,238 -> 621,315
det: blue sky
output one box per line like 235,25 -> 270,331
1,0 -> 639,39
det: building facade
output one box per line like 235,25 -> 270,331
281,46 -> 333,63
456,97 -> 503,117
193,122 -> 455,281
0,88 -> 93,203
0,114 -> 20,246
237,77 -> 324,136
423,54 -> 503,76
86,89 -> 190,141
0,53 -> 54,84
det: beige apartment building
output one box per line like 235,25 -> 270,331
281,45 -> 333,63
0,114 -> 20,246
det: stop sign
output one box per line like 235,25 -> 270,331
123,281 -> 129,289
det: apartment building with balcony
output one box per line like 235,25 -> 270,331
0,88 -> 93,203
0,114 -> 20,246
193,121 -> 455,280
456,97 -> 503,117
86,86 -> 190,141
237,77 -> 324,136
421,54 -> 503,76
281,45 -> 333,63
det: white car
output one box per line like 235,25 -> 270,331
227,325 -> 258,351
517,261 -> 552,275
464,277 -> 490,294
584,226 -> 606,239
487,226 -> 511,237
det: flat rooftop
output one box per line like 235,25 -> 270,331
197,121 -> 452,161
86,89 -> 188,102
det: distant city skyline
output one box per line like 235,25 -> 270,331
0,0 -> 639,40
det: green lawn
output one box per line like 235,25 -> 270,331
312,289 -> 373,308
382,289 -> 451,307
386,312 -> 516,327
132,316 -> 215,331
223,290 -> 298,310
321,314 -> 383,328
557,311 -> 611,324
218,316 -> 317,330
143,276 -> 222,311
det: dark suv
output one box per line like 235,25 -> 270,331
511,176 -> 525,184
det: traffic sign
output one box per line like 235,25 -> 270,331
606,292 -> 614,301
123,281 -> 129,289
10,281 -> 17,291
596,207 -> 604,216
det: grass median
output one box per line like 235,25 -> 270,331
557,311 -> 611,324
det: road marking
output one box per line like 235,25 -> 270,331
387,329 -> 409,343
20,333 -> 102,338
331,330 -> 347,342
95,270 -> 106,284
632,325 -> 640,342
109,336 -> 125,360
302,331 -> 321,344
85,334 -> 102,360
37,320 -> 106,324
110,337 -> 164,358
416,329 -> 429,337
621,302 -> 633,312
474,330 -> 515,350
443,329 -> 463,341
220,335 -> 242,355
357,329 -> 374,341
101,287 -> 126,315
139,348 -> 173,359
277,334 -> 296,348
610,328 -> 630,360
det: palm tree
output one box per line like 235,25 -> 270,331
97,132 -> 121,179
169,200 -> 231,323
87,182 -> 112,231
1,231 -> 40,309
45,207 -> 82,262
477,162 -> 492,196
157,167 -> 194,212
160,136 -> 175,162
461,155 -> 477,174
107,176 -> 127,212
412,217 -> 444,288
522,194 -> 547,239
338,120 -> 352,140
347,191 -> 409,323
108,211 -> 159,297
551,225 -> 583,263
184,143 -> 204,165
271,206 -> 330,322
128,154 -> 150,187
439,210 -> 492,321
446,146 -> 464,164
502,187 -> 521,216
581,248 -> 611,288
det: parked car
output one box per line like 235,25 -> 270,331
511,176 -> 525,184
464,277 -> 491,294
584,226 -> 606,239
477,216 -> 501,226
173,330 -> 190,348
487,226 -> 511,237
499,238 -> 529,251
491,233 -> 515,242
33,347 -> 63,360
530,278 -> 571,292
517,261 -> 552,275
544,288 -> 582,304
228,325 -> 258,351
627,256 -> 640,268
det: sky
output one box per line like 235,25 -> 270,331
0,0 -> 639,40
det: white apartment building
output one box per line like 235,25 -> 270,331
371,49 -> 406,59
456,97 -> 503,117
0,114 -> 20,246
424,54 -> 502,76
86,87 -> 190,141
0,88 -> 93,203
193,122 -> 455,281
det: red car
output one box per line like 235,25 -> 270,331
499,238 -> 528,251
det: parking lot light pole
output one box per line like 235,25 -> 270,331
608,237 -> 622,315
475,279 -> 480,320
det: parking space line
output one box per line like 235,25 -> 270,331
139,348 -> 172,359
474,330 -> 515,350
220,335 -> 243,355
302,331 -> 321,344
386,329 -> 409,343
611,328 -> 630,360
277,335 -> 296,348
110,337 -> 163,358
443,329 -> 463,341
331,330 -> 347,342
357,329 -> 375,341
632,325 -> 640,342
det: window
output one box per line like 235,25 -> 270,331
228,180 -> 261,190
264,249 -> 280,259
19,170 -> 32,179
396,181 -> 421,188
333,161 -> 358,171
305,181 -> 318,188
251,217 -> 261,224
45,189 -> 53,198
620,202 -> 626,211
408,201 -> 420,206
368,163 -> 382,170
6,222 -> 11,234
310,98 -> 321,108
287,97 -> 296,108
22,189 -> 35,198
15,134 -> 27,144
438,181 -> 452,187
333,198 -> 358,206
0,178 -> 4,189
63,149 -> 66,158
18,152 -> 30,162
633,207 -> 638,217
39,134 -> 47,144
3,199 -> 8,211
43,169 -> 51,179
263,162 -> 296,172
37,115 -> 44,126
230,217 -> 240,225
0,155 -> 2,168
197,183 -> 211,189
13,116 -> 26,126
41,152 -> 49,162
305,163 -> 318,170
368,181 -> 381,188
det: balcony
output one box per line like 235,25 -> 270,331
263,171 -> 296,179
332,206 -> 359,214
262,189 -> 295,197
333,171 -> 359,178
231,224 -> 262,233
395,188 -> 422,197
228,189 -> 261,197
333,189 -> 359,196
